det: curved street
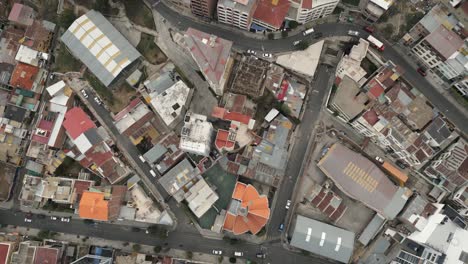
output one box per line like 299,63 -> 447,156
155,2 -> 468,134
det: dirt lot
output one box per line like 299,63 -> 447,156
0,161 -> 16,201
375,1 -> 425,41
136,33 -> 168,65
122,0 -> 155,29
108,83 -> 139,113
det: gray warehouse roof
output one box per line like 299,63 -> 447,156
61,10 -> 140,86
318,143 -> 411,219
291,215 -> 355,263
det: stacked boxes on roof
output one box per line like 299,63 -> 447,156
180,112 -> 214,157
361,0 -> 395,22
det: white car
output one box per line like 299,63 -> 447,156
80,89 -> 89,98
149,169 -> 157,177
50,216 -> 58,220
94,97 -> 102,105
212,250 -> 222,255
285,200 -> 291,210
375,156 -> 384,163
247,49 -> 256,55
348,30 -> 359,36
24,218 -> 32,223
263,53 -> 272,58
61,217 -> 71,222
234,252 -> 243,257
293,40 -> 301,46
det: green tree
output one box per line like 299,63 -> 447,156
382,24 -> 395,39
218,256 -> 224,263
93,0 -> 110,13
267,33 -> 274,40
186,251 -> 193,259
153,246 -> 162,253
289,21 -> 299,29
58,9 -> 76,29
37,230 -> 57,240
229,257 -> 237,263
132,244 -> 141,252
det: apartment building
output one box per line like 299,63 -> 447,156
190,0 -> 218,18
453,76 -> 468,96
361,0 -> 394,22
217,0 -> 257,30
252,0 -> 290,31
288,0 -> 339,24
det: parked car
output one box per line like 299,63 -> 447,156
364,26 -> 375,33
234,252 -> 243,257
263,53 -> 273,58
285,200 -> 291,210
279,223 -> 284,231
396,160 -> 407,169
80,89 -> 89,98
149,169 -> 157,177
50,216 -> 58,220
139,155 -> 146,162
256,253 -> 266,259
417,67 -> 427,76
24,218 -> 32,223
293,40 -> 301,46
212,250 -> 222,255
247,49 -> 256,55
94,97 -> 102,105
61,217 -> 70,223
348,30 -> 359,36
375,156 -> 384,163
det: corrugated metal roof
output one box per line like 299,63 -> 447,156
291,215 -> 355,263
61,10 -> 140,86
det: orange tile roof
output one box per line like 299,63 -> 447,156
10,62 -> 39,90
224,182 -> 270,235
79,191 -> 109,221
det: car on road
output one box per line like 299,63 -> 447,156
417,67 -> 427,76
50,216 -> 58,220
396,160 -> 407,169
364,26 -> 375,33
212,250 -> 222,255
303,28 -> 314,36
94,97 -> 102,105
263,53 -> 272,58
375,156 -> 384,163
256,253 -> 266,259
279,223 -> 284,231
234,252 -> 243,257
247,49 -> 256,55
149,169 -> 157,177
24,218 -> 32,223
285,200 -> 291,210
139,155 -> 146,162
293,40 -> 301,46
80,89 -> 89,98
348,30 -> 359,36
61,217 -> 71,222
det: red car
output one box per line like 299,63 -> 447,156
417,67 -> 427,76
364,26 -> 375,33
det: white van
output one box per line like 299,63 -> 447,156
149,170 -> 157,177
234,252 -> 243,257
139,155 -> 145,162
303,28 -> 315,36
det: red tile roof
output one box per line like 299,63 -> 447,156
367,81 -> 384,100
212,106 -> 252,125
224,182 -> 270,235
0,243 -> 11,264
79,191 -> 109,221
33,247 -> 59,264
63,107 -> 96,139
10,63 -> 39,90
302,0 -> 312,9
363,109 -> 379,126
253,0 -> 290,29
215,129 -> 235,151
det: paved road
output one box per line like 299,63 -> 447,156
267,65 -> 332,238
155,1 -> 468,134
0,209 -> 336,264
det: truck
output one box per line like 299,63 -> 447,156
303,28 -> 315,36
367,35 -> 385,51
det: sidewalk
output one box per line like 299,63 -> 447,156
393,43 -> 468,117
0,226 -> 246,264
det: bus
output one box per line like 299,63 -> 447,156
303,28 -> 315,36
367,35 -> 385,51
